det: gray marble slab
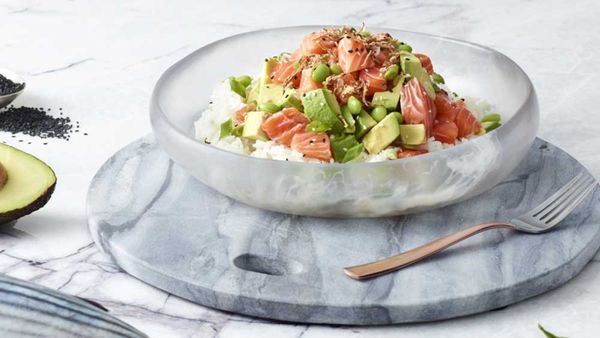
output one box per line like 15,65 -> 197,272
87,136 -> 600,325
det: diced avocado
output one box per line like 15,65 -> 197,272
277,89 -> 303,112
242,111 -> 268,141
330,134 -> 359,162
246,80 -> 261,103
355,110 -> 377,139
220,119 -> 244,139
342,143 -> 364,163
301,89 -> 344,133
229,77 -> 247,98
401,54 -> 436,99
363,114 -> 401,154
306,120 -> 331,133
257,83 -> 284,105
399,124 -> 426,145
220,119 -> 233,139
372,81 -> 402,111
260,58 -> 278,86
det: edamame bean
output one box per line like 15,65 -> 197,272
396,42 -> 412,53
481,113 -> 501,123
431,72 -> 445,84
312,64 -> 331,82
371,106 -> 387,122
342,106 -> 356,133
384,65 -> 399,80
258,102 -> 281,113
236,75 -> 252,87
482,121 -> 501,133
390,111 -> 403,124
347,96 -> 362,115
330,63 -> 342,75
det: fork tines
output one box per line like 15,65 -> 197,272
517,173 -> 597,231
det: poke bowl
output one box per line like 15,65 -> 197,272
150,25 -> 539,218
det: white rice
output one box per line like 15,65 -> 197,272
194,80 -> 494,163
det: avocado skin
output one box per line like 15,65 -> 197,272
0,181 -> 56,225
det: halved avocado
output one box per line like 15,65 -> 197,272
0,144 -> 56,224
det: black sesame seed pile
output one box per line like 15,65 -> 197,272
0,74 -> 25,96
0,105 -> 85,142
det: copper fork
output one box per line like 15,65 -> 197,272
344,173 -> 597,280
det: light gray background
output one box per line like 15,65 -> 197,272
1,0 -> 599,337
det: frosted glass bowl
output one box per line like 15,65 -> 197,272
150,26 -> 539,218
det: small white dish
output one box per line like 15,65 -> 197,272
0,68 -> 26,109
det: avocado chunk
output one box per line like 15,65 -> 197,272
260,58 -> 278,86
399,124 -> 426,145
330,134 -> 360,163
342,143 -> 364,163
401,54 -> 436,99
257,83 -> 284,105
242,111 -> 269,141
0,144 -> 56,224
372,81 -> 402,111
355,109 -> 377,139
363,113 -> 401,154
246,80 -> 261,104
277,89 -> 303,112
301,88 -> 344,133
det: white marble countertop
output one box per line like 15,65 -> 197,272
1,0 -> 599,337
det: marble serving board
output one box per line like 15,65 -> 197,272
87,136 -> 600,325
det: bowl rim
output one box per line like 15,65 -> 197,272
150,25 -> 535,168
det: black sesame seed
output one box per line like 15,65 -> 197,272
348,50 -> 353,53
0,74 -> 25,96
0,106 -> 79,141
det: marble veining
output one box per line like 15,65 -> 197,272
87,136 -> 600,325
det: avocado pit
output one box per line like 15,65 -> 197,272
0,162 -> 6,189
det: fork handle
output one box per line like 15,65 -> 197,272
343,222 -> 516,280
